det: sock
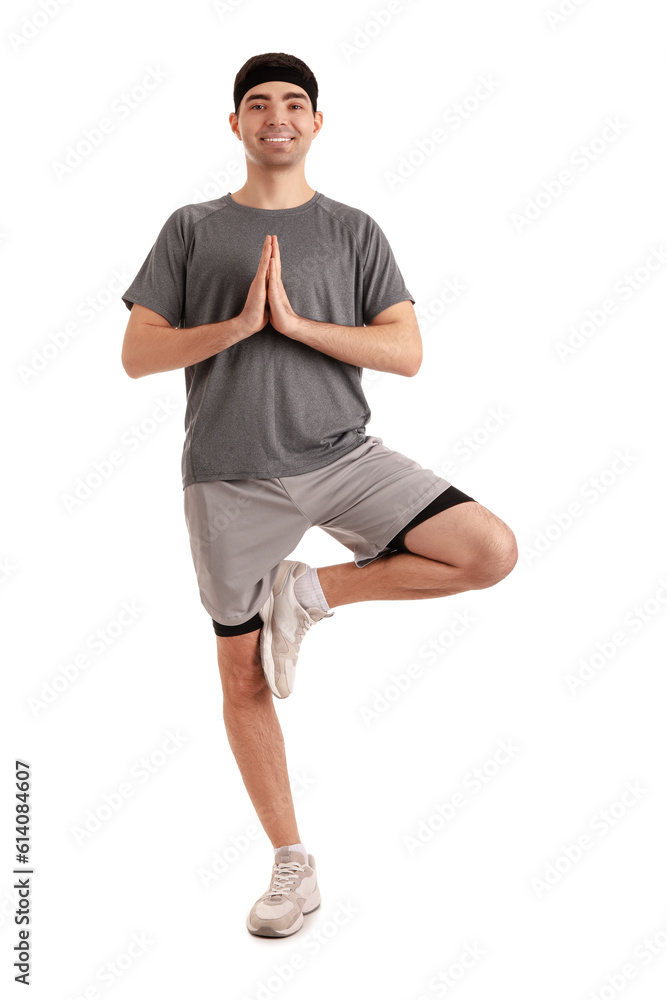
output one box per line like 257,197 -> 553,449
294,567 -> 330,613
275,842 -> 308,863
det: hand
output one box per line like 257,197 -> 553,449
266,236 -> 303,338
236,235 -> 271,337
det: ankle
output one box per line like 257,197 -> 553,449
272,835 -> 301,850
316,563 -> 351,609
294,566 -> 330,613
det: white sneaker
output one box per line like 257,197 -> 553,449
247,849 -> 321,937
258,560 -> 334,699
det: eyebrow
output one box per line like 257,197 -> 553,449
243,90 -> 311,106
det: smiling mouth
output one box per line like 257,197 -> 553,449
261,137 -> 294,143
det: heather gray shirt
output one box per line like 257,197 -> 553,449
121,191 -> 414,488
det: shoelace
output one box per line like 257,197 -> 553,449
294,613 -> 314,643
268,860 -> 306,897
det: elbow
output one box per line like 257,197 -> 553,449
121,350 -> 143,379
402,327 -> 422,377
121,356 -> 137,379
121,331 -> 138,377
404,348 -> 423,377
121,322 -> 149,378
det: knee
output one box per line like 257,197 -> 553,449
222,670 -> 269,705
216,634 -> 268,703
470,524 -> 518,588
222,675 -> 272,720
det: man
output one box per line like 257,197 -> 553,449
120,51 -> 517,939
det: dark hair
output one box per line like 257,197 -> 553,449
234,52 -> 318,113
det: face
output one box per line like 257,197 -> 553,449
230,80 -> 323,166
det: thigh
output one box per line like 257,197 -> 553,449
183,478 -> 310,626
287,434 -> 457,568
402,499 -> 517,579
386,484 -> 477,553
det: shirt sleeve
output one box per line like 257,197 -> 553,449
121,207 -> 188,328
361,216 -> 415,325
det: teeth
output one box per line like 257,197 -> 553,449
263,137 -> 292,142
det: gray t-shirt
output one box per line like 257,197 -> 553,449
121,191 -> 414,488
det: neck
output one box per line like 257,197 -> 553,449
230,165 -> 315,210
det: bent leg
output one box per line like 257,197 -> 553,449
216,629 -> 301,848
317,501 -> 518,609
402,500 -> 518,585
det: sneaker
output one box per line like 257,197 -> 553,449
247,849 -> 321,937
258,560 -> 334,699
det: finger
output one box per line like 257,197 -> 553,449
269,259 -> 282,305
258,235 -> 271,272
259,235 -> 270,255
257,236 -> 271,291
272,235 -> 281,282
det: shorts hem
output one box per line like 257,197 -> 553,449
197,590 -> 266,628
357,480 -> 452,566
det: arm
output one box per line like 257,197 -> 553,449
121,303 -> 248,379
286,300 -> 423,377
121,235 -> 274,378
266,236 -> 422,377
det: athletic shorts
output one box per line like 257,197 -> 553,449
183,434 -> 475,635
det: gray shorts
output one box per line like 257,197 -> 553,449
183,434 -> 457,627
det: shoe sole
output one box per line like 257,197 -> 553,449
258,561 -> 300,700
247,888 -> 322,937
258,588 -> 282,699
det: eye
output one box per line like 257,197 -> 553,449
249,103 -> 303,110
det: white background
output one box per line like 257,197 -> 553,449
2,0 -> 667,997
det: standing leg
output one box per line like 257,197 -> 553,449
216,629 -> 301,848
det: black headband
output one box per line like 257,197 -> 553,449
234,65 -> 317,115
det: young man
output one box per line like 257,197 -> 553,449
120,52 -> 517,938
